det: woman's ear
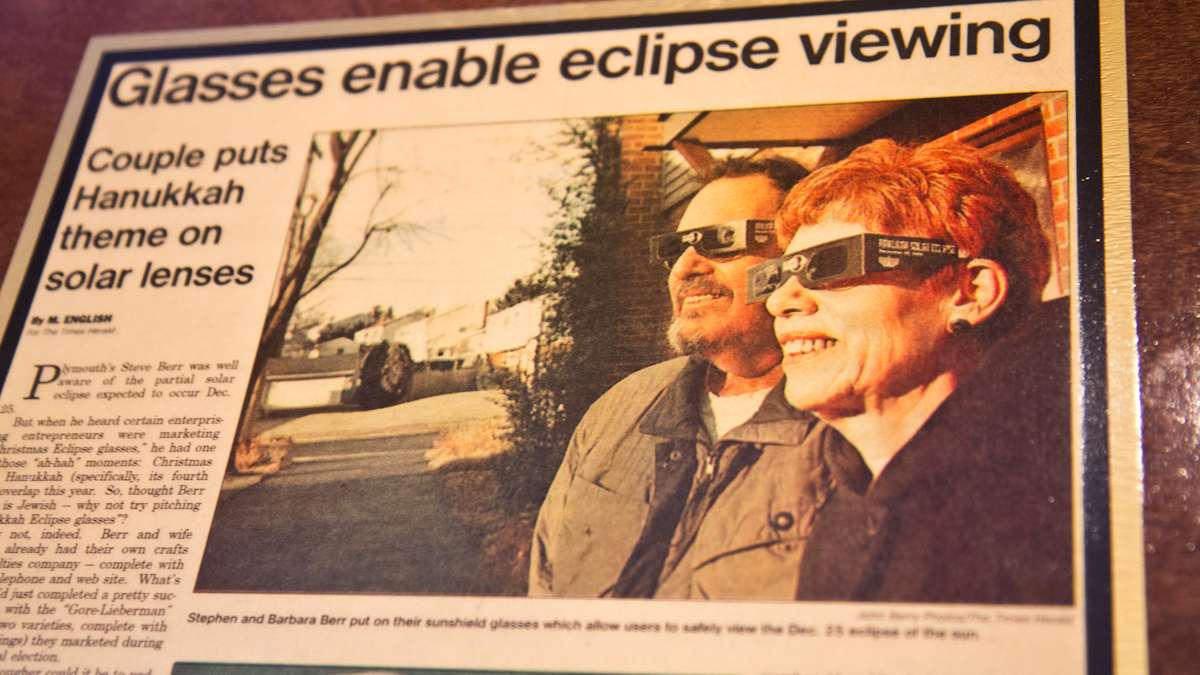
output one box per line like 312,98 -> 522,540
948,258 -> 1009,328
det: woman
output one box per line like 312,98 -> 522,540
756,139 -> 1073,604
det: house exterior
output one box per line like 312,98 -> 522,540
390,319 -> 429,362
483,296 -> 544,374
483,297 -> 543,354
316,336 -> 356,357
426,303 -> 487,366
261,353 -> 358,413
354,323 -> 384,346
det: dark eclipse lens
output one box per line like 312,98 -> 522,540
806,247 -> 848,283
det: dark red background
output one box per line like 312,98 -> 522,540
2,2 -> 1196,672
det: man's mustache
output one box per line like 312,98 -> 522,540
674,278 -> 733,305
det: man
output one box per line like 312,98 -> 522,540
529,156 -> 822,599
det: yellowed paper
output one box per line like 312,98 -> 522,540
0,2 -> 1142,673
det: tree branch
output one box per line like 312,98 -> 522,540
299,180 -> 411,299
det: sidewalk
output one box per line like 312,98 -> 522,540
254,389 -> 508,445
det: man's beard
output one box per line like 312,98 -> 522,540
668,317 -> 732,356
668,279 -> 737,356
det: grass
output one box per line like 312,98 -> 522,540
424,417 -> 510,470
426,418 -> 536,595
233,436 -> 292,475
439,468 -> 536,595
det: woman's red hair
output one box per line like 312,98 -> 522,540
778,139 -> 1051,336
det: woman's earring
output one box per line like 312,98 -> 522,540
948,319 -> 972,335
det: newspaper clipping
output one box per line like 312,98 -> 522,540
0,1 -> 1139,673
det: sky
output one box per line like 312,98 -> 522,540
294,119 -> 580,324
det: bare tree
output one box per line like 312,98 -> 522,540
232,129 -> 416,462
260,131 -> 376,359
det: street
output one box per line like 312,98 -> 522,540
196,392 -> 508,596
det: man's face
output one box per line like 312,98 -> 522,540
667,175 -> 784,362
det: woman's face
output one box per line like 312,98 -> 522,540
765,218 -> 954,417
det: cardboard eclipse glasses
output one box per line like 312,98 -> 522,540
649,219 -> 776,269
745,233 -> 961,302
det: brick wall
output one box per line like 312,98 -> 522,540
1040,92 -> 1071,294
610,115 -> 673,376
940,92 -> 1072,296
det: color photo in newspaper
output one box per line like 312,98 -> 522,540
0,1 -> 1139,674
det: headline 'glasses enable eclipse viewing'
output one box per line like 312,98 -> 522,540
745,233 -> 961,302
649,219 -> 775,270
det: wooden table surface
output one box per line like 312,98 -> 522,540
1,2 -> 1197,673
